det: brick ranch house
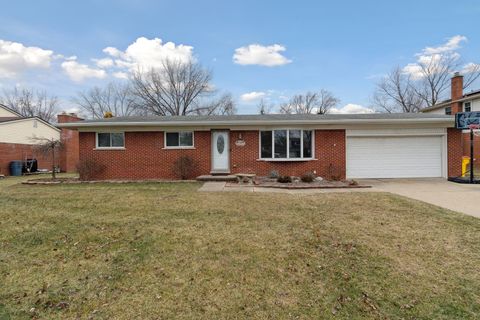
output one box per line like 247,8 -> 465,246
0,104 -> 81,176
58,113 -> 462,180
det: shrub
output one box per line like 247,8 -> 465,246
300,172 -> 316,183
173,155 -> 196,180
268,170 -> 280,179
277,175 -> 292,183
328,163 -> 342,181
76,159 -> 106,181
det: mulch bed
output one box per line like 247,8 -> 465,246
229,177 -> 371,189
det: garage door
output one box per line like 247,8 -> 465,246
346,136 -> 443,179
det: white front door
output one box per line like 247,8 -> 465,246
211,131 -> 230,173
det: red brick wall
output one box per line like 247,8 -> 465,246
0,143 -> 53,176
79,128 -> 464,180
79,130 -> 346,180
230,130 -> 346,179
448,128 -> 463,177
58,114 -> 82,172
79,131 -> 211,180
451,74 -> 464,114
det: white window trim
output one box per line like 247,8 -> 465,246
95,132 -> 125,150
258,129 -> 315,161
163,131 -> 195,149
464,101 -> 472,112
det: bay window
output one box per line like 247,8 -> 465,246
260,129 -> 314,160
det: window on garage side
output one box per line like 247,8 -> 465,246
96,132 -> 125,148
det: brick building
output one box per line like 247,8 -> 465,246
59,113 -> 462,180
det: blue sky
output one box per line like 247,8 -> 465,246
0,0 -> 479,114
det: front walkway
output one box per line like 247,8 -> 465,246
199,179 -> 480,218
198,181 -> 374,194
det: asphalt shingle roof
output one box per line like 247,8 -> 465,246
79,113 -> 453,123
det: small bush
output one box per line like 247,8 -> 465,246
76,159 -> 106,181
268,170 -> 280,179
349,180 -> 359,186
277,175 -> 292,183
173,156 -> 196,180
328,163 -> 342,181
300,172 -> 316,183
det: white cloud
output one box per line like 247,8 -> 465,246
61,58 -> 107,82
240,91 -> 266,102
461,62 -> 480,74
0,39 -> 53,78
233,44 -> 291,66
330,104 -> 375,114
103,46 -> 123,58
103,37 -> 194,72
422,35 -> 467,55
113,71 -> 129,79
93,57 -> 114,68
402,35 -> 468,79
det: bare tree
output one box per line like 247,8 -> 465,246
373,67 -> 424,113
462,63 -> 480,90
31,137 -> 64,180
0,87 -> 59,122
374,53 -> 480,112
131,59 -> 217,116
414,54 -> 457,107
73,82 -> 142,119
193,93 -> 236,115
257,98 -> 274,115
279,90 -> 339,114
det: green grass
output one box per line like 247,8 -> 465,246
0,177 -> 480,319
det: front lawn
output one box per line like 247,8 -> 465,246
0,179 -> 479,319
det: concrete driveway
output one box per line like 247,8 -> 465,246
360,178 -> 480,218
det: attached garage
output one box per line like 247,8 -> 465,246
346,129 -> 446,179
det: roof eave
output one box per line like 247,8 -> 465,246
422,92 -> 480,112
58,117 -> 455,129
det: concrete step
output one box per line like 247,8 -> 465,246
196,175 -> 237,182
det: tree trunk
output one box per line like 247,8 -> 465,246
52,149 -> 56,180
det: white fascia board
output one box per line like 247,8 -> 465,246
59,118 -> 455,130
0,117 -> 61,132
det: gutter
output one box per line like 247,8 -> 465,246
422,93 -> 480,112
57,117 -> 455,129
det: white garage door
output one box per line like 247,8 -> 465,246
347,136 -> 443,179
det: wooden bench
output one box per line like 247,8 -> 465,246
235,173 -> 256,185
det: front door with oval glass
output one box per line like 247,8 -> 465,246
211,131 -> 230,173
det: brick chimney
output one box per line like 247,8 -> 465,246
57,112 -> 83,173
57,112 -> 83,124
451,72 -> 464,114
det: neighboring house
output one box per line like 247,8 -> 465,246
422,73 -> 480,166
58,113 -> 462,180
0,104 -> 60,175
0,104 -> 81,175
